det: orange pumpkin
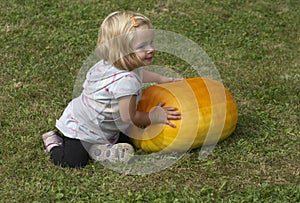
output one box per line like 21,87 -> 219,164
131,77 -> 238,153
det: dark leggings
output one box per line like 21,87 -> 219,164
50,133 -> 132,168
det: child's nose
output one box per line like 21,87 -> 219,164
146,45 -> 155,53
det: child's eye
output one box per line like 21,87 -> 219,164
137,45 -> 145,50
135,46 -> 146,52
136,41 -> 153,50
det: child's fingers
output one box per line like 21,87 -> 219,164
167,115 -> 181,120
166,121 -> 176,128
165,107 -> 181,120
167,111 -> 181,120
163,107 -> 178,111
168,111 -> 181,116
157,102 -> 165,107
172,77 -> 184,82
157,102 -> 179,112
166,77 -> 184,83
167,114 -> 181,119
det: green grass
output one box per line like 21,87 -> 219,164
1,0 -> 299,202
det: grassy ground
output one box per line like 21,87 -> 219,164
1,0 -> 299,202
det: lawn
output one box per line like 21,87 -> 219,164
1,0 -> 299,202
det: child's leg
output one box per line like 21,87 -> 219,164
117,132 -> 132,144
50,137 -> 90,168
43,131 -> 90,168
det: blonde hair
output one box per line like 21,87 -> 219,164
97,11 -> 153,70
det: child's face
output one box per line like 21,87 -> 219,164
133,25 -> 155,66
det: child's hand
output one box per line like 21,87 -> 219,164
149,102 -> 181,128
158,76 -> 183,84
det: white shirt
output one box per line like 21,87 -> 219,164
56,61 -> 143,144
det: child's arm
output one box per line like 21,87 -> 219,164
118,95 -> 181,128
142,70 -> 183,84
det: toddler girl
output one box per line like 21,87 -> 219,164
42,11 -> 181,168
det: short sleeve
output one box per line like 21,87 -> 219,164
112,73 -> 142,99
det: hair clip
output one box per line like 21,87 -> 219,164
131,16 -> 139,27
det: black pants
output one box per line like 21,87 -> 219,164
50,133 -> 132,168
